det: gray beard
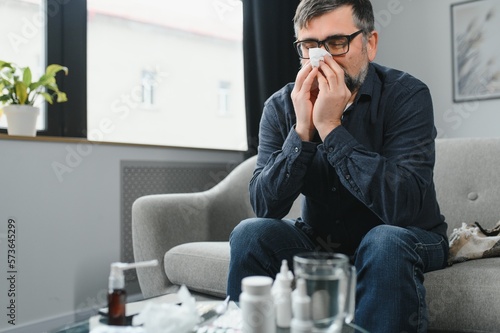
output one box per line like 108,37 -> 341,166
344,63 -> 369,93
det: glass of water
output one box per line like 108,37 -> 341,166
293,252 -> 356,333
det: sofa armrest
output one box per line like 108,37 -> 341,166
132,192 -> 213,297
132,156 -> 257,297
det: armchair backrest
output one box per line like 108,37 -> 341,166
434,138 -> 500,236
207,155 -> 302,239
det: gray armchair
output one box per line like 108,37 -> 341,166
131,154 -> 287,298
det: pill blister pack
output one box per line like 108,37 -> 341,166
195,308 -> 242,333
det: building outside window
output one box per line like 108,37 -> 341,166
86,0 -> 247,151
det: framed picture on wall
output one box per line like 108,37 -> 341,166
451,0 -> 500,102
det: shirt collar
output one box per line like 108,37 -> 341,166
350,63 -> 378,103
351,63 -> 381,123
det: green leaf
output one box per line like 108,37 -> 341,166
45,64 -> 68,77
14,81 -> 28,104
56,91 -> 67,103
0,67 -> 13,81
40,92 -> 53,104
29,81 -> 41,91
0,61 -> 12,69
33,74 -> 49,87
22,67 -> 32,86
45,77 -> 57,89
37,75 -> 57,88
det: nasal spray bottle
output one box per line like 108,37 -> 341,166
291,278 -> 313,333
272,259 -> 294,328
107,259 -> 158,326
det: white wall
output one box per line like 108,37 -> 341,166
0,137 -> 243,332
372,0 -> 500,139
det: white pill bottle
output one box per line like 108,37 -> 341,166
240,276 -> 276,333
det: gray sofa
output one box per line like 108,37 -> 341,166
132,137 -> 500,333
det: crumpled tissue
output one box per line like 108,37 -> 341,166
132,285 -> 199,333
309,48 -> 331,68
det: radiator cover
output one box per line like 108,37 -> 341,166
120,160 -> 236,292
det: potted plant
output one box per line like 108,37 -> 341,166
0,60 -> 68,136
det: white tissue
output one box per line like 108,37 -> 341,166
132,285 -> 199,333
309,48 -> 331,68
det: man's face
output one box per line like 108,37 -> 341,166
297,6 -> 377,92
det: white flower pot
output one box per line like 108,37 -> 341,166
2,105 -> 40,137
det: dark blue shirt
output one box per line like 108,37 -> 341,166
250,62 -> 448,255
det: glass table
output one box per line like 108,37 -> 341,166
51,320 -> 368,333
50,298 -> 369,333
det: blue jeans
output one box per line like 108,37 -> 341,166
227,218 -> 448,333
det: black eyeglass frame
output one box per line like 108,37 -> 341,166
293,29 -> 364,58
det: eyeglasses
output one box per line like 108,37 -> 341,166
294,29 -> 364,58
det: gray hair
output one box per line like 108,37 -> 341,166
293,0 -> 375,39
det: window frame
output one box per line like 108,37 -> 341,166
4,0 -> 252,151
44,0 -> 87,138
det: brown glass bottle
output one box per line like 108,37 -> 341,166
108,288 -> 126,326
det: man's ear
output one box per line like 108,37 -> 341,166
367,30 -> 378,61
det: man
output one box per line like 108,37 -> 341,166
227,0 -> 448,332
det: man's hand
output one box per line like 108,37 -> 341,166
291,57 -> 352,142
291,61 -> 319,142
313,56 -> 351,141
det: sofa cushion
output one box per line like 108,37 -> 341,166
425,257 -> 500,332
165,242 -> 229,298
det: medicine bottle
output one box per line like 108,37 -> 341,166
240,276 -> 276,333
107,260 -> 158,326
272,260 -> 294,328
291,278 -> 313,333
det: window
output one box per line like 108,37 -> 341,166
218,81 -> 231,117
0,0 -> 45,131
141,70 -> 157,107
1,0 -> 247,152
86,0 -> 247,151
1,0 -> 87,137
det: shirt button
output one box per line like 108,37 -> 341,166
286,173 -> 290,178
294,147 -> 299,153
331,187 -> 337,192
345,174 -> 351,180
467,192 -> 478,201
328,147 -> 334,153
